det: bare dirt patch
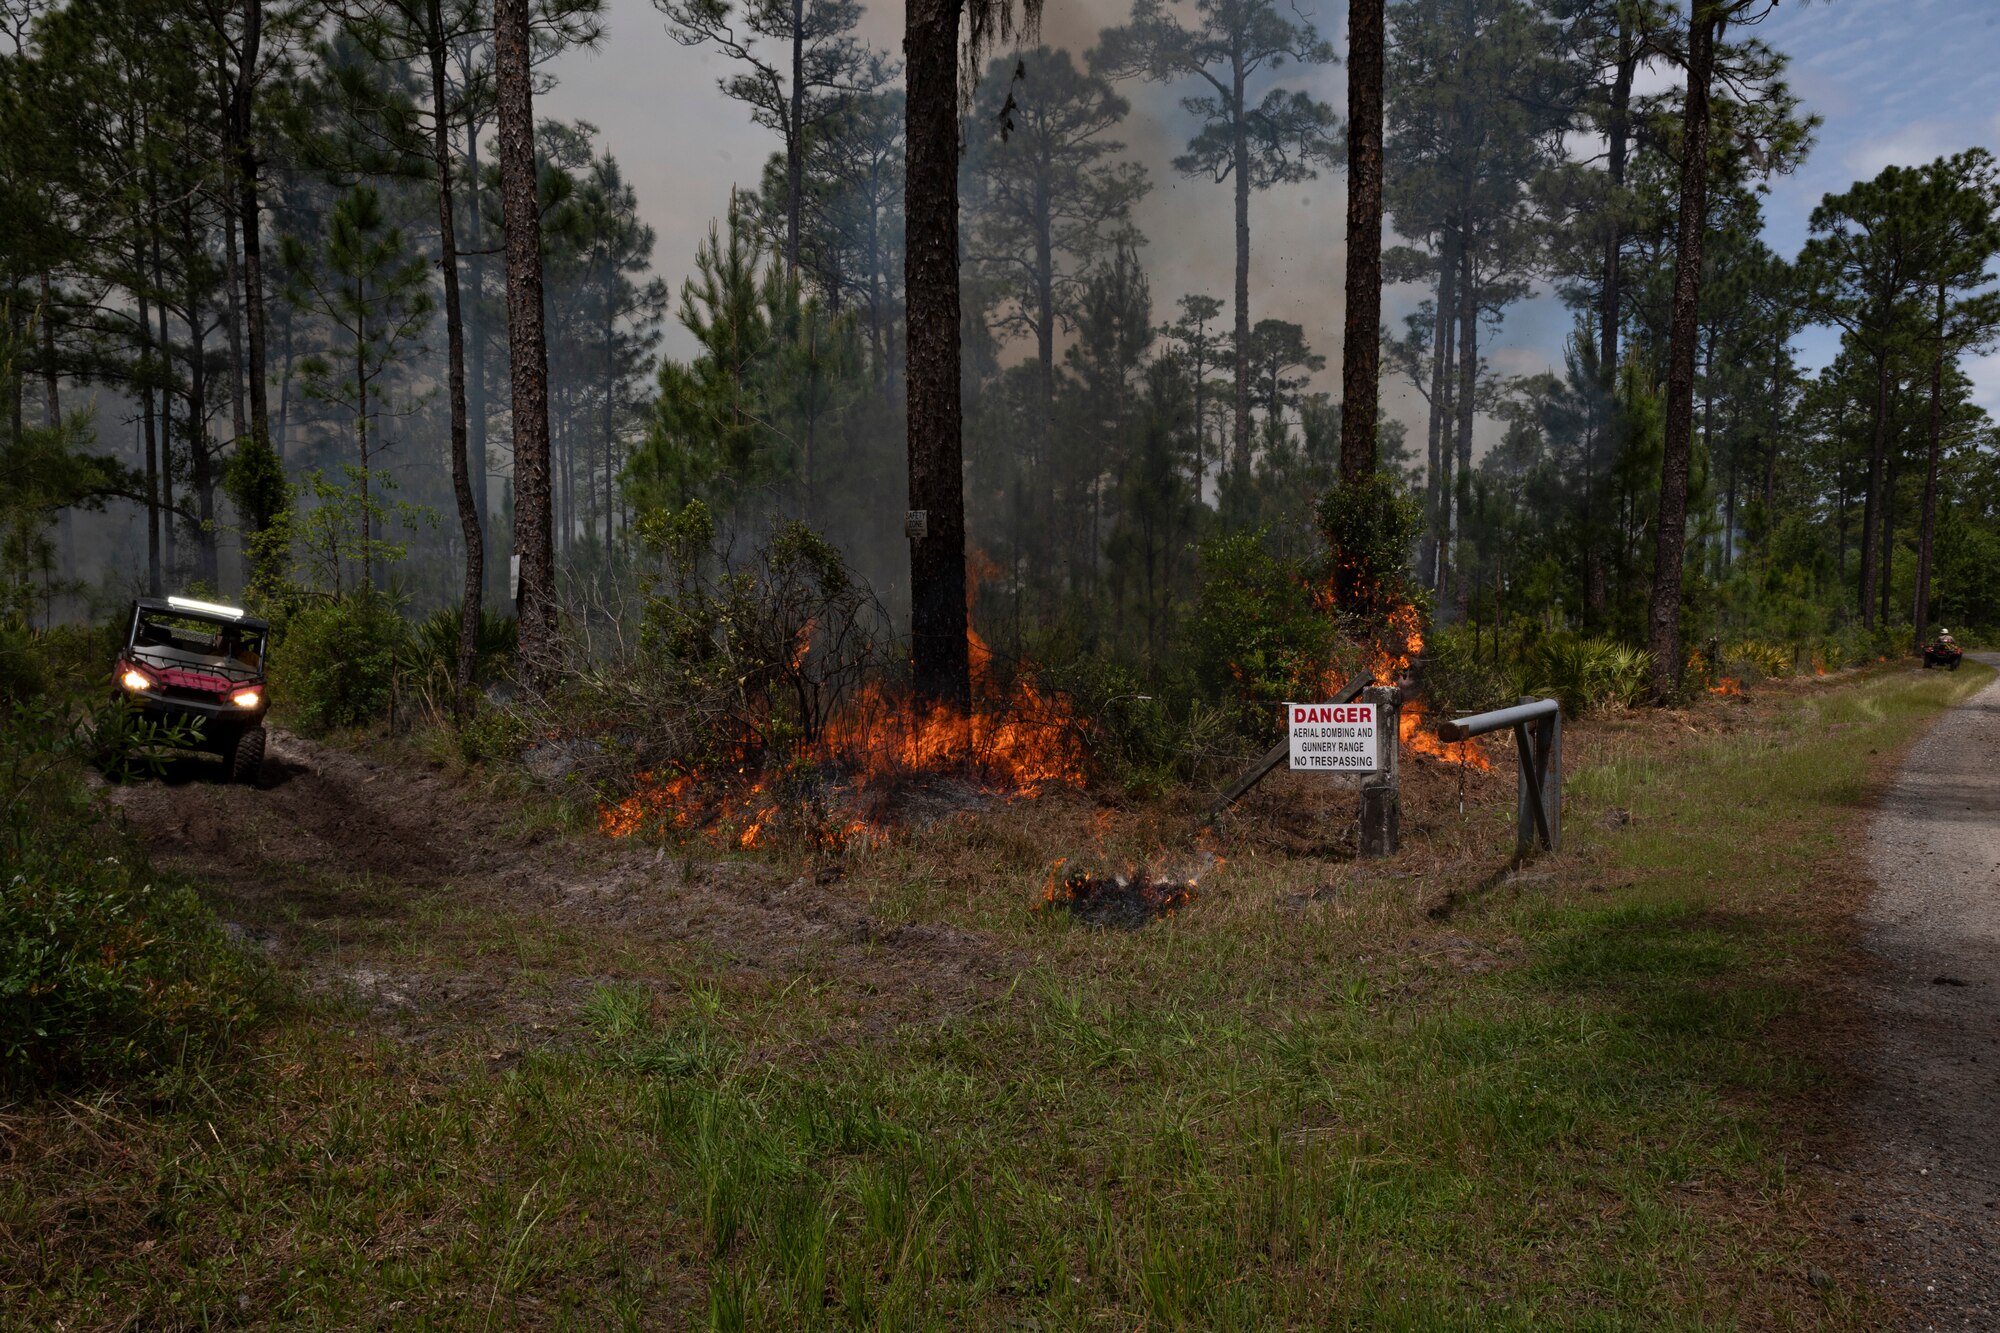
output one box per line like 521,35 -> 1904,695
101,730 -> 1023,1042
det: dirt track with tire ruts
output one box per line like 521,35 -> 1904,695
101,730 -> 1015,1039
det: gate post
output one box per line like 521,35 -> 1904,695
1512,696 -> 1561,859
1359,684 -> 1401,858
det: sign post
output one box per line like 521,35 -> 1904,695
1358,686 -> 1402,857
1286,685 -> 1402,857
1286,698 -> 1380,772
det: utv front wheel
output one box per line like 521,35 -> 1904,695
229,726 -> 267,785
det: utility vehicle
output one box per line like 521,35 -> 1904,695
115,595 -> 270,782
1923,632 -> 1964,672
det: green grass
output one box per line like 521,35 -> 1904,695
2,664 -> 1984,1329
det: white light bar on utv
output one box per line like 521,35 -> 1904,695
166,595 -> 248,619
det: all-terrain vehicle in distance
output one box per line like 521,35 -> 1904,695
1923,631 -> 1964,672
115,595 -> 271,782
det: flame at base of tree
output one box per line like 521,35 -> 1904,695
597,625 -> 1089,846
1315,474 -> 1490,770
820,628 -> 1090,797
1318,591 -> 1492,771
1709,676 -> 1743,698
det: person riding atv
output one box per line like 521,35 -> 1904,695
1923,629 -> 1964,672
114,595 -> 270,782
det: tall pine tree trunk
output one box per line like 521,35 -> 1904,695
1913,285 -> 1947,650
1598,12 -> 1635,372
136,234 -> 162,597
223,214 -> 246,446
786,0 -> 805,278
1435,245 -> 1459,599
1878,453 -> 1896,627
1422,235 -> 1456,590
1452,239 -> 1476,622
496,0 -> 558,684
430,0 -> 484,711
183,207 -> 218,588
1645,2 -> 1723,698
152,228 -> 177,582
1857,353 -> 1891,627
232,0 -> 282,579
1229,55 -> 1251,476
903,0 -> 971,711
1338,0 -> 1382,488
464,128 -> 494,599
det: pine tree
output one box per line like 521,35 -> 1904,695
1093,0 -> 1337,478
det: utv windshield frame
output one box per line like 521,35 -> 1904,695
123,599 -> 270,688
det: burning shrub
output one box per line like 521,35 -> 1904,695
1317,474 -> 1423,618
582,514 -> 1092,847
632,501 -> 885,762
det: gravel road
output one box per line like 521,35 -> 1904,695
1856,655 -> 2000,1328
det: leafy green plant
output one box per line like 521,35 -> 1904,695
1517,635 -> 1655,717
1186,532 -> 1342,737
269,590 -> 409,734
1,675 -> 259,1089
405,603 -> 517,720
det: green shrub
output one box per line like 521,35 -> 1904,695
1187,532 -> 1342,737
406,602 -> 518,717
1723,639 -> 1792,681
1419,627 -> 1512,717
1517,635 -> 1655,718
0,621 -> 46,704
455,703 -> 529,765
1031,652 -> 1238,791
271,591 -> 408,734
1,691 -> 259,1090
1316,474 -> 1424,616
1,845 -> 259,1088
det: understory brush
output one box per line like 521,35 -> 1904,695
0,642 -> 260,1091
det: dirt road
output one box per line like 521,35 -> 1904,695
102,729 -> 1012,1044
1856,655 -> 2000,1328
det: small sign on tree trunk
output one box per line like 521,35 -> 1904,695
1286,701 -> 1379,772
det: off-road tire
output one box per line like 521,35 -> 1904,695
1950,659 -> 1961,672
229,726 -> 266,785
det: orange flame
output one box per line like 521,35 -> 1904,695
1709,677 -> 1743,698
1332,598 -> 1492,771
599,554 -> 1089,847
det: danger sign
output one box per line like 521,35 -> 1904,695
1287,701 -> 1379,772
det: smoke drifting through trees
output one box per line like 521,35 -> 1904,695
4,0 -> 2000,708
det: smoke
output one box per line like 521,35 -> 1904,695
542,0 -> 1525,459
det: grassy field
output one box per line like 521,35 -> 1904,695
3,662 -> 1987,1330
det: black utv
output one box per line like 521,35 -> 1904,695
114,595 -> 270,782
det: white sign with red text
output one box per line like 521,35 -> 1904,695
1286,701 -> 1379,772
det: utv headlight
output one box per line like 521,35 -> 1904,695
121,669 -> 152,692
230,688 -> 261,708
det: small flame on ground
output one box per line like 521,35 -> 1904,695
1709,677 -> 1743,698
1039,854 -> 1207,929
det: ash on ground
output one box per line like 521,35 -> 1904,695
1040,857 -> 1210,930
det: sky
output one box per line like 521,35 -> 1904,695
540,0 -> 2000,452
